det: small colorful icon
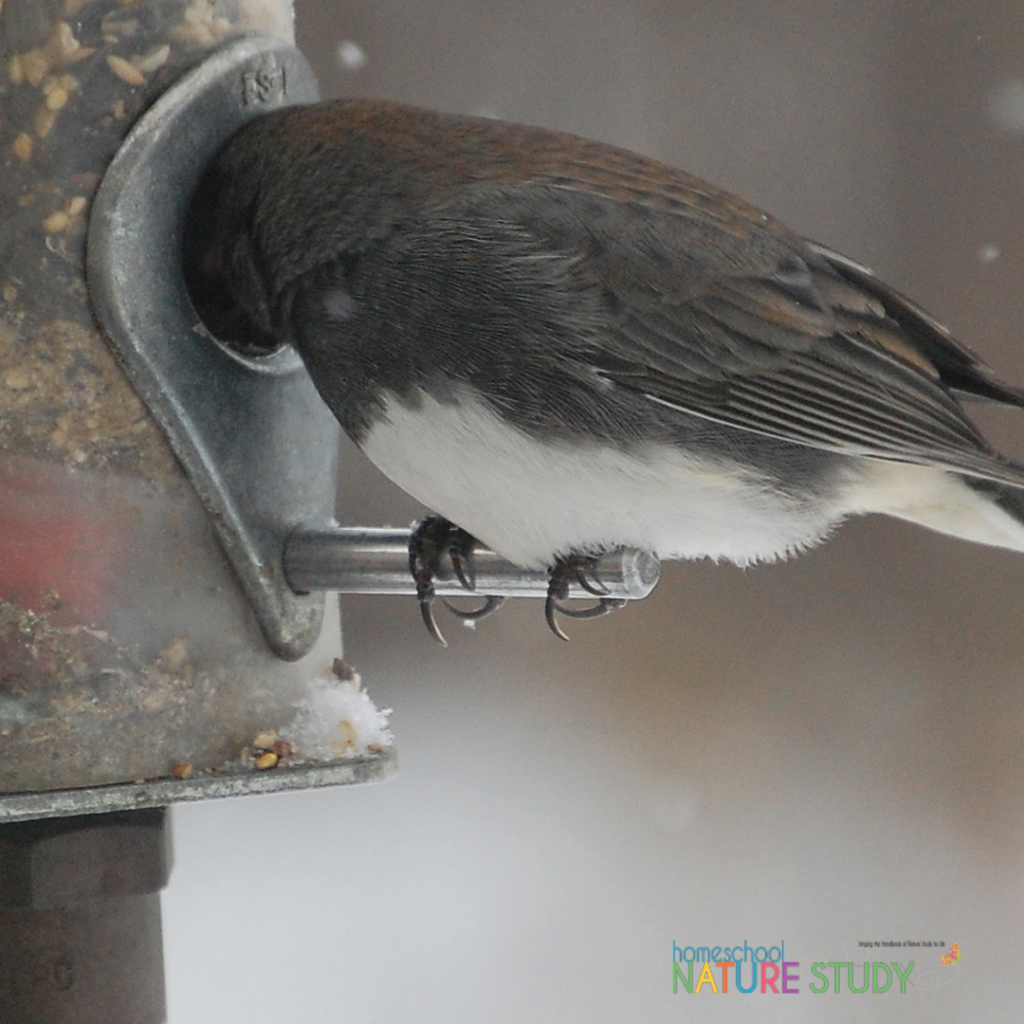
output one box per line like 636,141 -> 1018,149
940,943 -> 961,965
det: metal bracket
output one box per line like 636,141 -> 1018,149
87,37 -> 336,661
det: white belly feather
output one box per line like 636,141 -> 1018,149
360,389 -> 846,568
360,388 -> 1024,567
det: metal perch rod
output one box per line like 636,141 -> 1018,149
284,526 -> 662,600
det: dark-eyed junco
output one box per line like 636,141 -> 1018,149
185,98 -> 1024,639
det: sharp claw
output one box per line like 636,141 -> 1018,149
450,546 -> 476,592
410,516 -> 491,642
442,595 -> 506,621
545,593 -> 625,639
573,563 -> 610,596
410,518 -> 448,645
545,590 -> 572,641
545,553 -> 629,638
419,592 -> 448,646
555,596 -> 627,620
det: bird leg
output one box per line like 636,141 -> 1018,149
408,516 -> 505,644
545,554 -> 628,641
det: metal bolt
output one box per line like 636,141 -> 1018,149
0,809 -> 171,910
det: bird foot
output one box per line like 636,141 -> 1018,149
545,554 -> 627,641
408,516 -> 505,645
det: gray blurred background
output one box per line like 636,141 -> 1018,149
163,2 -> 1024,1020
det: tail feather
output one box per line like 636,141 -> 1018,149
964,477 -> 1024,551
846,461 -> 1024,555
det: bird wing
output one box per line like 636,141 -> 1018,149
467,181 -> 1024,486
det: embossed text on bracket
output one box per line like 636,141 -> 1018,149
241,61 -> 288,106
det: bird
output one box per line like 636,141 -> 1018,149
184,97 -> 1024,642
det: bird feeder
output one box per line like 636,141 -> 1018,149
0,4 -> 392,1021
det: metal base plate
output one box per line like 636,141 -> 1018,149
0,752 -> 397,823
